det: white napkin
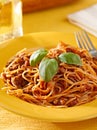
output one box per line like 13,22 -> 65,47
67,4 -> 97,37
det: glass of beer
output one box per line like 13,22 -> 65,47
0,0 -> 23,42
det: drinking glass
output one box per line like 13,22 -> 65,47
0,0 -> 23,42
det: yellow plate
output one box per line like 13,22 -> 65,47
0,32 -> 97,122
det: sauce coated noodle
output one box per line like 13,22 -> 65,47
1,42 -> 97,107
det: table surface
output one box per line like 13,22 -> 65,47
1,0 -> 97,130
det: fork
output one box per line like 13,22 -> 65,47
75,30 -> 97,58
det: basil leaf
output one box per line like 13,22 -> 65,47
39,58 -> 58,82
30,49 -> 48,66
59,52 -> 82,66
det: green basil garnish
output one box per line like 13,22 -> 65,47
59,52 -> 82,66
29,47 -> 83,82
39,58 -> 58,82
30,49 -> 48,66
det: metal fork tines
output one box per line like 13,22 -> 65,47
75,31 -> 97,58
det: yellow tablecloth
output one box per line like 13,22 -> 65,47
1,0 -> 97,130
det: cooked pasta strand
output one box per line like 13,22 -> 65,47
0,42 -> 97,107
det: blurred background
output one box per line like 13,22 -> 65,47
22,0 -> 97,34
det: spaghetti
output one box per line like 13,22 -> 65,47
1,42 -> 97,107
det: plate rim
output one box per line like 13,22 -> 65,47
0,32 -> 97,122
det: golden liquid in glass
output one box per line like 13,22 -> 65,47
0,1 -> 12,34
0,0 -> 23,42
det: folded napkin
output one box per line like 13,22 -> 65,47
67,4 -> 97,37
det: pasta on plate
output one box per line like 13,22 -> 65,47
0,42 -> 97,107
